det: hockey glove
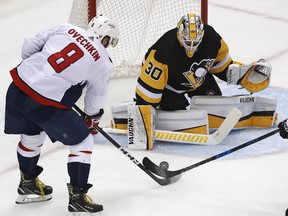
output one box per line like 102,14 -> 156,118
227,59 -> 271,92
278,119 -> 288,139
85,109 -> 104,135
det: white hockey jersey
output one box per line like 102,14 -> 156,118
10,23 -> 113,115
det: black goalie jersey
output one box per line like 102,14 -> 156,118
135,24 -> 233,110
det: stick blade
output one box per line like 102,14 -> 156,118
143,157 -> 182,179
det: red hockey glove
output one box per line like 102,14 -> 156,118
278,119 -> 288,139
85,109 -> 104,135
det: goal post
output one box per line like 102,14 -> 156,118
201,0 -> 208,24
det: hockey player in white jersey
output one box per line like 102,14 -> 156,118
4,14 -> 119,214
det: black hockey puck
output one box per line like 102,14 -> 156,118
160,161 -> 169,170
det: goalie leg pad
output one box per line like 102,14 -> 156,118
127,105 -> 156,150
156,109 -> 208,134
191,95 -> 277,129
111,101 -> 134,130
112,102 -> 209,135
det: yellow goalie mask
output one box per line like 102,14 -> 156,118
177,13 -> 204,58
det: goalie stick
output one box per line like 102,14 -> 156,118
104,107 -> 242,145
142,128 -> 280,178
73,105 -> 181,186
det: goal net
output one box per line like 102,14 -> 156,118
69,0 -> 208,78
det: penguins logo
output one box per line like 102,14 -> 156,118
181,59 -> 214,90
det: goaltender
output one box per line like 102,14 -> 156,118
111,13 -> 278,149
135,13 -> 272,110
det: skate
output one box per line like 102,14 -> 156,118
15,166 -> 53,204
67,183 -> 103,215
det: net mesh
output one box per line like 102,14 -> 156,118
69,0 -> 202,78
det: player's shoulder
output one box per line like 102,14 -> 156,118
61,23 -> 87,34
149,28 -> 178,62
63,23 -> 113,66
54,22 -> 90,35
156,28 -> 178,45
203,24 -> 221,39
201,24 -> 222,46
53,22 -> 74,30
44,22 -> 81,36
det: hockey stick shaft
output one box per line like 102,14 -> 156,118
143,128 -> 280,178
73,105 -> 177,186
179,128 -> 280,173
104,107 -> 241,146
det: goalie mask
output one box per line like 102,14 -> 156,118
177,13 -> 204,58
87,14 -> 119,48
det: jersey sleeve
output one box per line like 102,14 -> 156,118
135,49 -> 168,107
21,24 -> 67,60
209,38 -> 233,81
84,58 -> 113,116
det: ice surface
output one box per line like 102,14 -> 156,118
0,0 -> 288,215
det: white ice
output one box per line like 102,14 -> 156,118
0,0 -> 288,215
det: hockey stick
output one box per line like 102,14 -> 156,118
73,105 -> 181,186
104,107 -> 242,145
143,128 -> 280,178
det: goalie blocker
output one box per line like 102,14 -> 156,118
127,105 -> 156,150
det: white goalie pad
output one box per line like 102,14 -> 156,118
156,109 -> 208,135
127,105 -> 156,150
111,101 -> 134,129
111,102 -> 208,134
190,95 -> 277,129
105,107 -> 241,147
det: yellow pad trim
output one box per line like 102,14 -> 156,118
139,106 -> 154,150
179,125 -> 208,134
209,113 -> 277,129
240,67 -> 269,92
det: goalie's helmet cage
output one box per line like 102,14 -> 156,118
87,14 -> 119,48
177,13 -> 204,58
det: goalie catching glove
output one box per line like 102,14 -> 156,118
278,119 -> 288,139
227,59 -> 271,92
85,109 -> 104,135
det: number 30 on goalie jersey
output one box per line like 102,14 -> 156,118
136,50 -> 168,106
